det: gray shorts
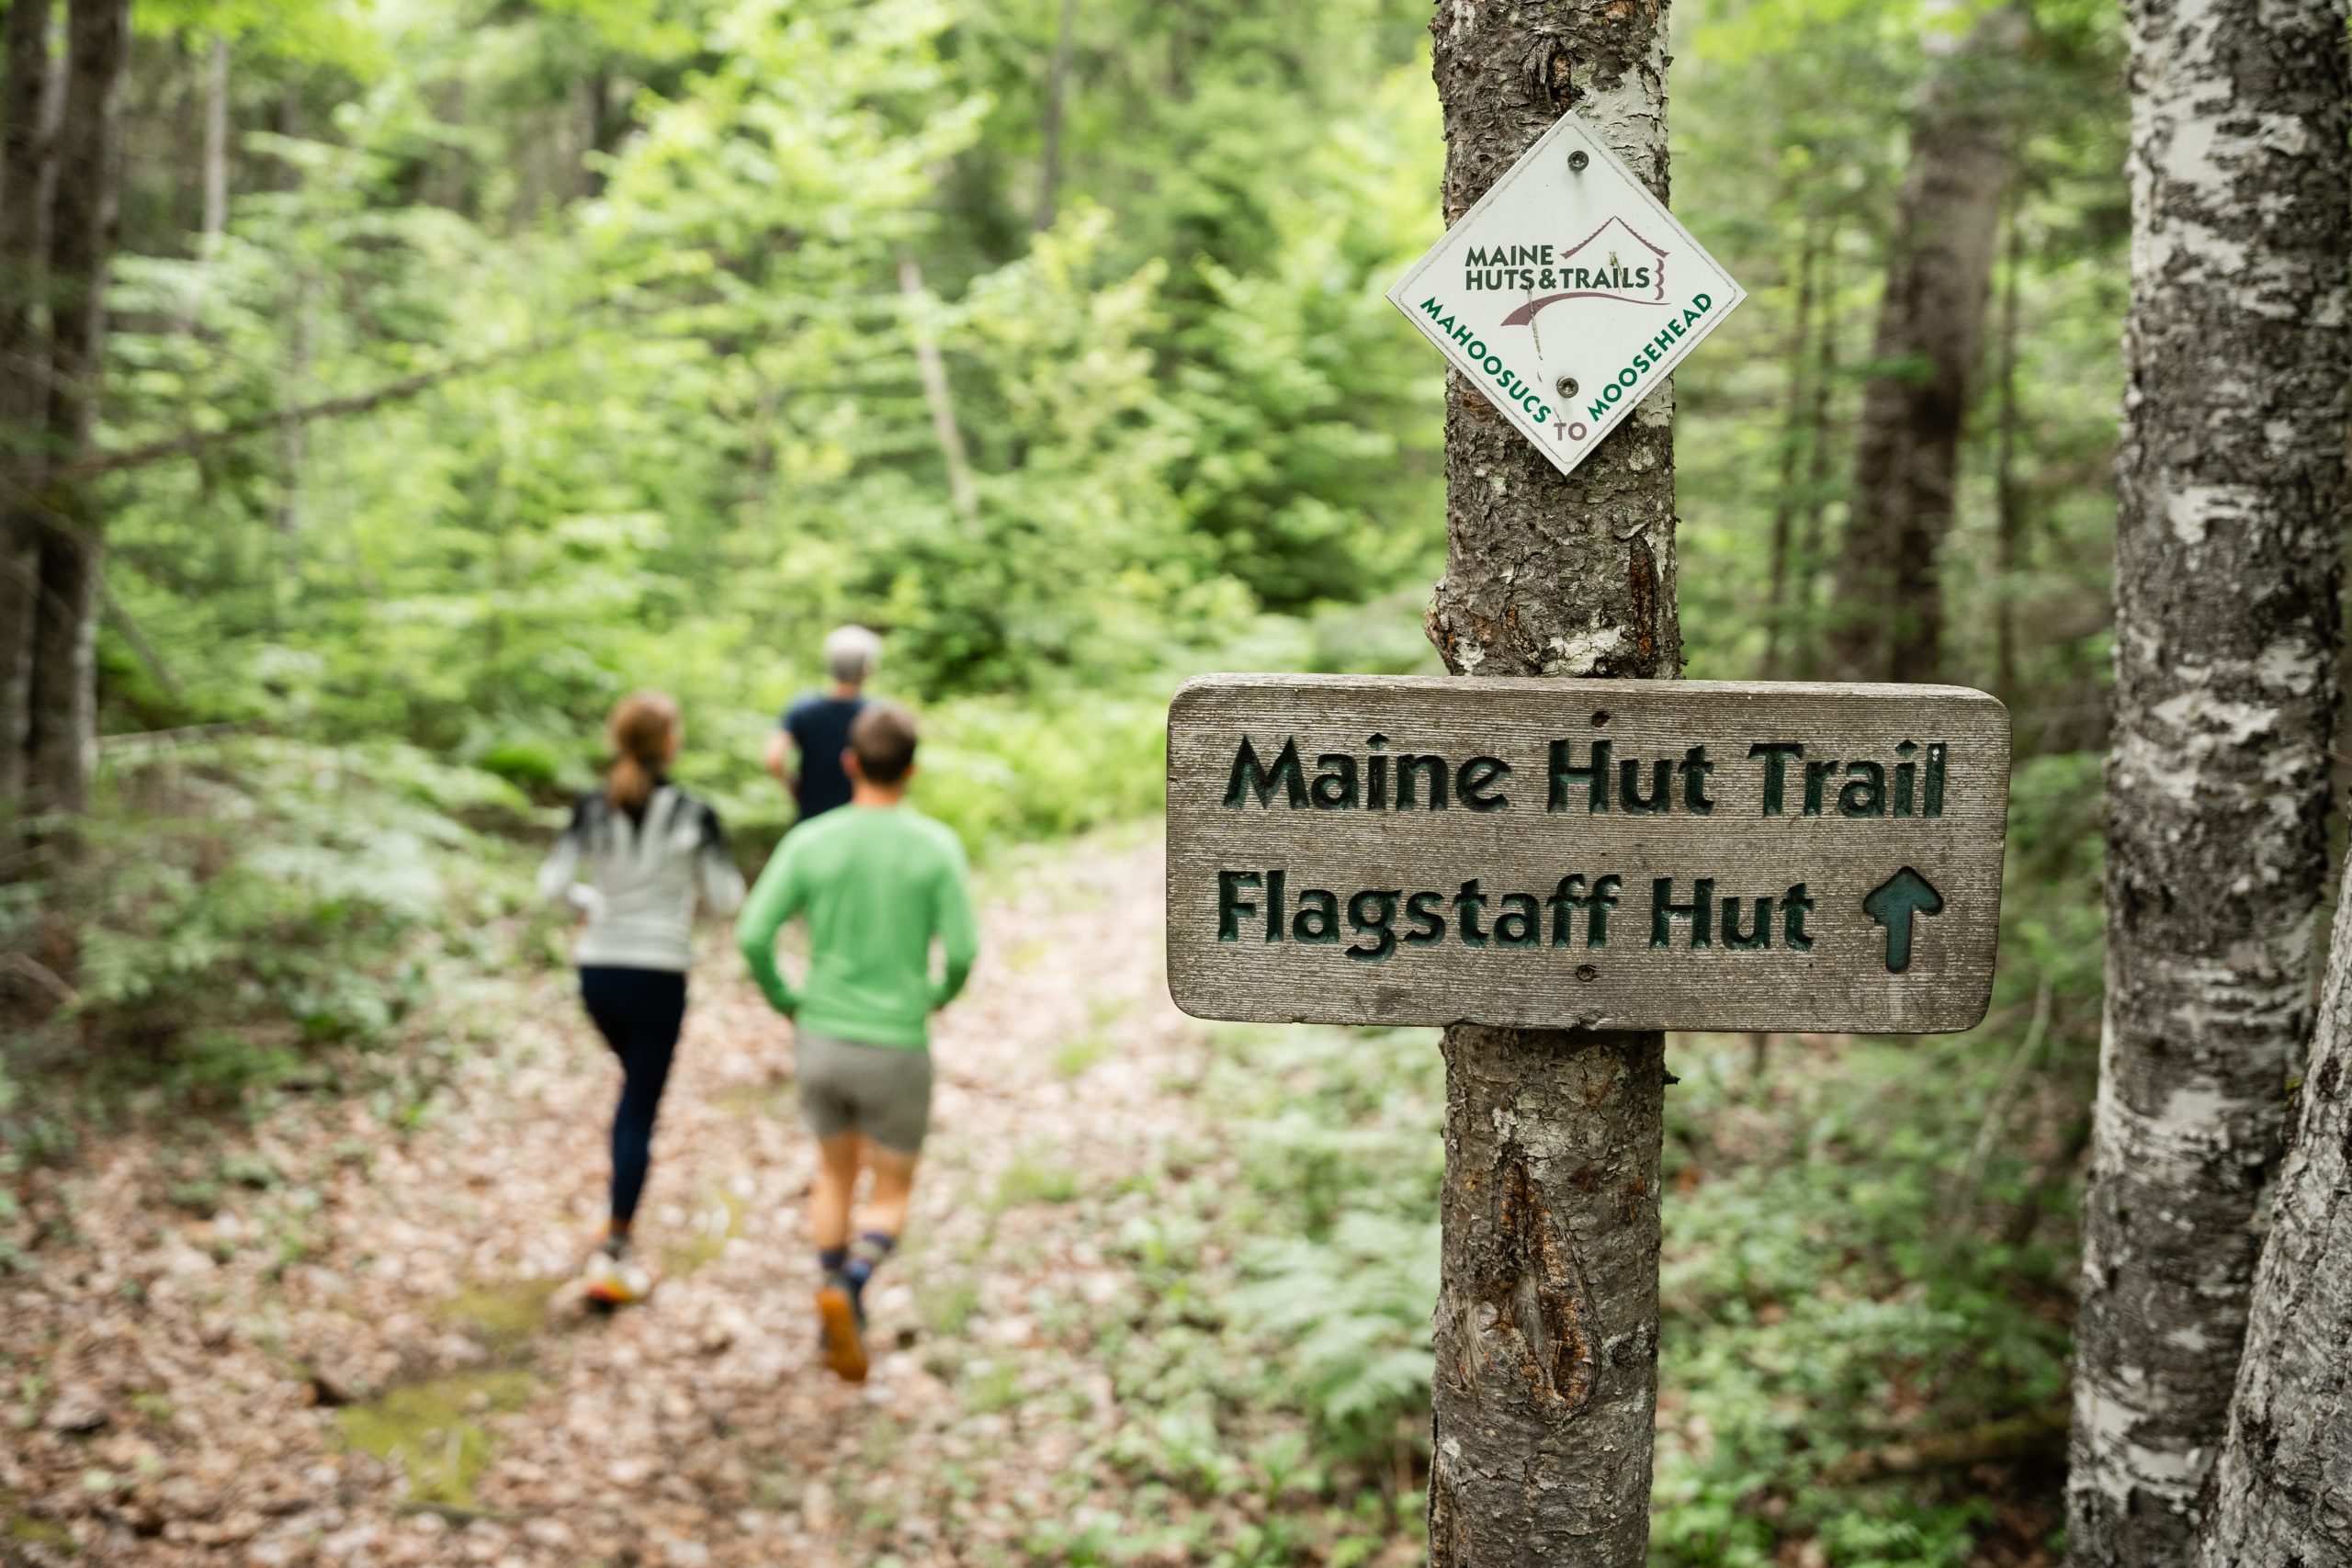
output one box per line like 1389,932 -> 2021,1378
796,1031 -> 934,1154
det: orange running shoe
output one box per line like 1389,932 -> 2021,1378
583,1245 -> 654,1308
816,1278 -> 868,1382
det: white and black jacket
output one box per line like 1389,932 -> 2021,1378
537,784 -> 747,973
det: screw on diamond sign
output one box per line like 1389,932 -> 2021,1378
1167,675 -> 2008,1033
1385,109 -> 1746,475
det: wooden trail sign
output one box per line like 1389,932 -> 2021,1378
1167,674 -> 2008,1034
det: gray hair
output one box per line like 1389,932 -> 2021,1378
823,624 -> 882,685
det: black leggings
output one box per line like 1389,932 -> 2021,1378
579,966 -> 688,1227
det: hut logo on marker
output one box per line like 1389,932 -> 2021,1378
1469,216 -> 1670,325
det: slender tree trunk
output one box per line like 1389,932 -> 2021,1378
275,264 -> 311,610
1825,6 -> 2020,683
0,0 -> 51,812
1792,227 -> 1838,682
2198,859 -> 2352,1563
22,0 -> 127,818
1991,192 -> 2024,702
1762,226 -> 1816,681
583,66 -> 617,197
174,33 -> 224,332
2066,0 -> 2351,1560
896,248 -> 978,527
1423,6 -> 1675,1562
197,32 -> 224,252
1034,0 -> 1078,231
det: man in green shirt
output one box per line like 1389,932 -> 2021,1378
737,702 -> 978,1382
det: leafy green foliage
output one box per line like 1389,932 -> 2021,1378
96,0 -> 1447,775
2,740 -> 533,1111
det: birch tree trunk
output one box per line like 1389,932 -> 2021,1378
1423,5 -> 1675,1562
0,0 -> 51,811
22,0 -> 126,818
2197,861 -> 2352,1563
2066,0 -> 2351,1560
1825,6 -> 2021,684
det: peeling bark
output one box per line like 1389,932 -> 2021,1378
1425,4 -> 1674,1562
2198,859 -> 2352,1563
2067,0 -> 2351,1562
1826,6 -> 2022,684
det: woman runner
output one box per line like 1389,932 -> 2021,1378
538,692 -> 745,1305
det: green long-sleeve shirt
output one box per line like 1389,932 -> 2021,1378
735,803 -> 978,1048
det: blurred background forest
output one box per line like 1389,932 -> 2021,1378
2,0 -> 2135,1562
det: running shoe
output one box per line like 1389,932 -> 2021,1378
583,1247 -> 654,1308
816,1275 -> 868,1382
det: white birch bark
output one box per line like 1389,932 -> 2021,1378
2067,0 -> 2351,1561
2198,858 -> 2352,1564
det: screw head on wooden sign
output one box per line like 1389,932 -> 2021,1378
1385,110 -> 1747,478
1165,675 -> 2008,1034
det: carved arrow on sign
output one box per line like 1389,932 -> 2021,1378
1862,867 -> 1944,975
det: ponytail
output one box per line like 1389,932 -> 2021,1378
606,691 -> 680,813
609,751 -> 655,813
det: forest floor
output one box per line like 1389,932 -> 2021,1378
4,829 -> 1403,1567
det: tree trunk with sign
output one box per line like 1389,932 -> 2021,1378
1422,6 -> 1674,1563
2066,0 -> 2350,1562
1825,5 -> 2021,684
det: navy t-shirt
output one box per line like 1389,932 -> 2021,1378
782,694 -> 866,821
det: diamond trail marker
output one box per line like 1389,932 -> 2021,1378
1166,675 -> 2008,1034
1385,109 -> 1747,478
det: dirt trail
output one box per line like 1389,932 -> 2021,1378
3,832 -> 1232,1566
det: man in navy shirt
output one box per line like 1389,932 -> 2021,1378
764,626 -> 879,823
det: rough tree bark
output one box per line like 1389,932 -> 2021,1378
1825,6 -> 2021,684
2066,0 -> 2351,1562
22,0 -> 127,818
1422,4 -> 1675,1563
2197,864 -> 2352,1562
0,0 -> 51,811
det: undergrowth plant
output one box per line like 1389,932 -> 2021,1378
0,739 -> 537,1127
